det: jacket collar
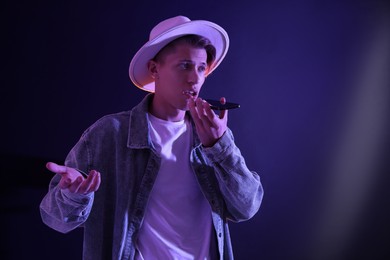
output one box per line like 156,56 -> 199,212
127,94 -> 152,149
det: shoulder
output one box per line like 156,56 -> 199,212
83,111 -> 131,136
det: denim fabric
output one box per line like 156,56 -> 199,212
40,93 -> 263,260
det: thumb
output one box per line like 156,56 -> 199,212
219,97 -> 228,120
46,162 -> 67,175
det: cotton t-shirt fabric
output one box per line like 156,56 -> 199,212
135,114 -> 214,259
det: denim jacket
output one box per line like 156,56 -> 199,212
40,94 -> 263,260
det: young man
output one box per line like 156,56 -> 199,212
40,16 -> 263,260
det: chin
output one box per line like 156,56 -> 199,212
179,101 -> 190,111
180,106 -> 189,112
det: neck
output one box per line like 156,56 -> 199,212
149,97 -> 186,122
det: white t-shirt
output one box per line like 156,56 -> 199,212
136,114 -> 214,259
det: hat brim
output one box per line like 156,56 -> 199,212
129,20 -> 229,92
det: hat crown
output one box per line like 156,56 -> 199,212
149,16 -> 191,40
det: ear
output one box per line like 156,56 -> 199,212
147,60 -> 159,79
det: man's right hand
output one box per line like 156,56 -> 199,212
46,162 -> 101,194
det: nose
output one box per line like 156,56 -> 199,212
187,68 -> 201,85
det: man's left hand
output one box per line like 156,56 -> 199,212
189,97 -> 228,147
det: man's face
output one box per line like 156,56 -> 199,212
151,42 -> 208,113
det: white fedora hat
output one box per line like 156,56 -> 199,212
129,15 -> 229,92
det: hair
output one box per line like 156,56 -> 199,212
153,34 -> 216,68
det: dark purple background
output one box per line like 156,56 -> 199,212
2,0 -> 389,259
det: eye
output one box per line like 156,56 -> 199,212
198,65 -> 207,73
179,62 -> 191,70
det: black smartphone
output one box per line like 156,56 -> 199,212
205,99 -> 240,110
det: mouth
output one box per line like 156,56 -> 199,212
182,90 -> 197,97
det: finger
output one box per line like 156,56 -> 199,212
78,170 -> 98,194
58,177 -> 72,189
68,176 -> 84,193
219,107 -> 228,120
88,171 -> 101,192
188,98 -> 198,117
203,101 -> 218,126
81,171 -> 101,194
189,98 -> 204,127
197,98 -> 209,115
197,99 -> 215,130
218,97 -> 228,120
46,162 -> 68,175
77,173 -> 93,194
196,98 -> 211,120
197,98 -> 221,126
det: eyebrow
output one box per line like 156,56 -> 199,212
179,59 -> 207,66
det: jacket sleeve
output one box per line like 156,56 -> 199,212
39,133 -> 94,234
202,129 -> 264,222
